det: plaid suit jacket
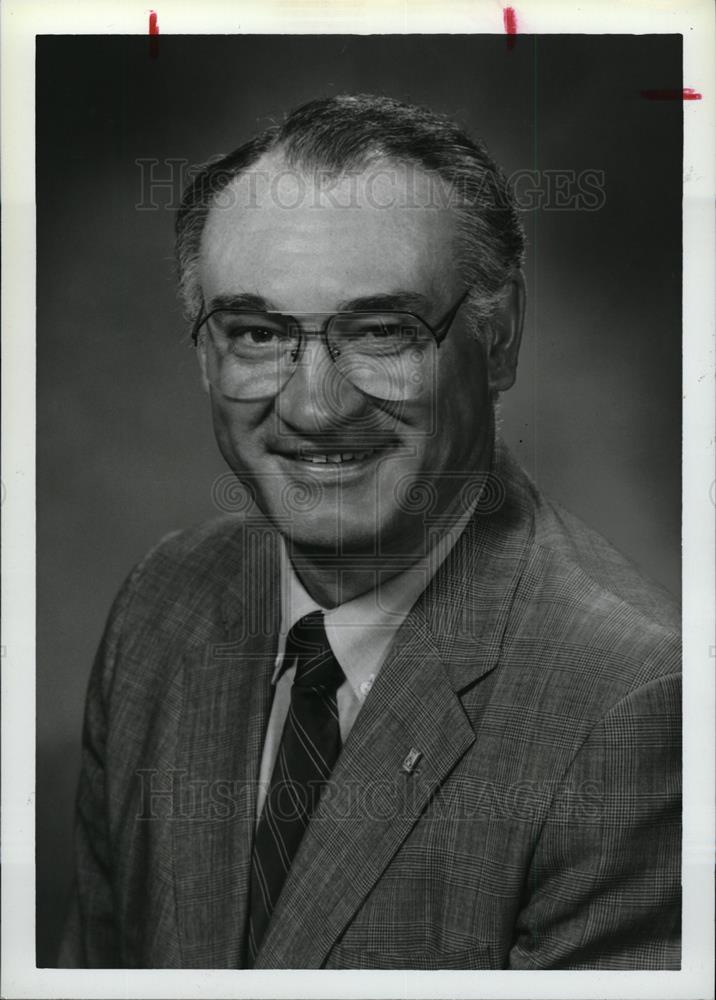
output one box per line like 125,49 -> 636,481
60,442 -> 681,969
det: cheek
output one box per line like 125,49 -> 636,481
210,396 -> 268,463
442,368 -> 488,427
428,349 -> 491,459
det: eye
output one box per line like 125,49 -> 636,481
240,327 -> 279,344
366,323 -> 395,338
343,318 -> 403,339
223,321 -> 288,346
363,321 -> 422,343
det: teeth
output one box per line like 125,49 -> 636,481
298,450 -> 375,464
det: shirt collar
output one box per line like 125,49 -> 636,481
273,496 -> 479,701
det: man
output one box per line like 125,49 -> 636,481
60,94 -> 681,970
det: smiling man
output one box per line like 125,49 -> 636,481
61,94 -> 681,970
191,144 -> 516,600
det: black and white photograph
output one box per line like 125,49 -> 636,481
2,1 -> 714,996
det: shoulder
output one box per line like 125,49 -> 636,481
528,488 -> 679,663
97,512 -> 280,672
449,445 -> 682,799
490,445 -> 680,707
126,511 -> 278,605
85,511 -> 282,728
532,489 -> 680,633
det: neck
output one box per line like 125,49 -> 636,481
284,549 -> 418,609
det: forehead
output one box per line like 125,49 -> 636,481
199,153 -> 460,310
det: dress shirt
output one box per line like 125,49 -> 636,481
255,499 -> 479,820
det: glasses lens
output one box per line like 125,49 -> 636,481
202,311 -> 299,400
328,313 -> 436,400
199,310 -> 438,402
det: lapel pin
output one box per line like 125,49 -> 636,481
402,748 -> 422,774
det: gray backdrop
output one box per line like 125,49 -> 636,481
36,34 -> 682,965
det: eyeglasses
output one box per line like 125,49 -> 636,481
192,288 -> 471,402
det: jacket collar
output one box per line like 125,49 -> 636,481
416,438 -> 536,691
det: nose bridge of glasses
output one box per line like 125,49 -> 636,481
290,325 -> 340,374
284,314 -> 358,372
285,313 -> 333,337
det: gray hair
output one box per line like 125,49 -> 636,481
175,93 -> 525,341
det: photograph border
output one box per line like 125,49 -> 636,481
2,1 -> 714,997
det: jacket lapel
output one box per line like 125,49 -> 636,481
253,608 -> 475,968
171,520 -> 281,968
255,442 -> 536,968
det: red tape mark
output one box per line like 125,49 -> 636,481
149,10 -> 159,58
503,6 -> 517,50
640,87 -> 702,101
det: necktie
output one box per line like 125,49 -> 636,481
247,610 -> 345,964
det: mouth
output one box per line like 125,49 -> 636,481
271,443 -> 393,475
296,449 -> 379,465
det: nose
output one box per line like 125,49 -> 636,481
276,334 -> 372,433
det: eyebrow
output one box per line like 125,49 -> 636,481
338,292 -> 431,314
205,290 -> 432,315
206,292 -> 275,312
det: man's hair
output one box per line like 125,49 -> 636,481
175,93 -> 525,339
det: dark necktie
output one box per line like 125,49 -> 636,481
247,610 -> 345,964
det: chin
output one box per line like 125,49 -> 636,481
275,509 -> 383,558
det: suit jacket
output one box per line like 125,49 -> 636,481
59,442 -> 681,970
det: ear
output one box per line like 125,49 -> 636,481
486,272 -> 525,393
196,333 -> 211,394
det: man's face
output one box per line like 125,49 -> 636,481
198,154 -> 515,559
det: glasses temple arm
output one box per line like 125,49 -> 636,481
433,287 -> 472,346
